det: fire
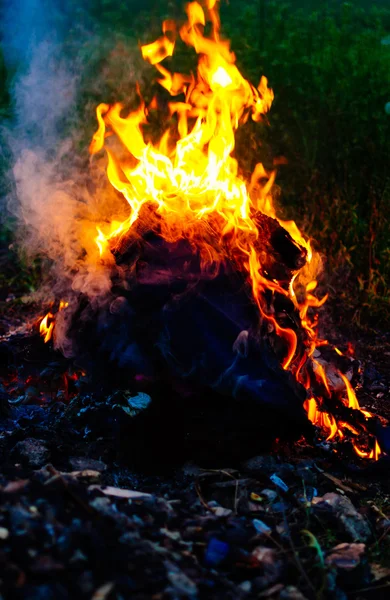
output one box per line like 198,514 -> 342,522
39,313 -> 54,343
41,1 -> 382,460
39,301 -> 68,343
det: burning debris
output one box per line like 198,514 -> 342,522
2,3 -> 390,599
26,0 -> 383,461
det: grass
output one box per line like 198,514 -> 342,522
0,0 -> 389,327
224,0 -> 390,327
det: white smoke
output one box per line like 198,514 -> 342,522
0,0 -> 146,352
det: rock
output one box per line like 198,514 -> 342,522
326,543 -> 366,570
238,580 -> 252,593
91,582 -> 115,600
326,543 -> 370,589
370,562 -> 390,582
213,506 -> 233,517
68,469 -> 102,483
252,547 -> 283,590
3,479 -> 29,493
259,489 -> 278,503
280,586 -> 309,599
68,457 -> 107,472
165,561 -> 198,596
312,493 -> 372,542
11,438 -> 51,468
242,455 -> 278,475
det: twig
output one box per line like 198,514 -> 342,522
281,503 -> 317,596
349,582 -> 390,594
194,479 -> 213,512
234,478 -> 239,515
374,524 -> 390,546
45,465 -> 94,514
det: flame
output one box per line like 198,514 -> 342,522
339,373 -> 361,411
84,1 -> 383,459
39,301 -> 68,343
353,439 -> 381,460
39,312 -> 55,343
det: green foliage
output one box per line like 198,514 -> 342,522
224,0 -> 390,325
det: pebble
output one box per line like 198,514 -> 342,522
11,438 -> 51,468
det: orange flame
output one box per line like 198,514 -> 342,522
39,313 -> 55,343
353,439 -> 381,460
85,1 -> 382,460
39,301 -> 68,343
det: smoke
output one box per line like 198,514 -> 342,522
1,0 -> 80,151
0,0 -> 148,353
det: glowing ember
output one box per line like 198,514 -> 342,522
40,1 -> 382,460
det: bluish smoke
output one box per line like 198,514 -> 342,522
0,0 -> 80,151
1,0 -> 62,68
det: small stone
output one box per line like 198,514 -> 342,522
70,549 -> 88,563
242,455 -> 278,475
11,438 -> 51,468
252,546 -> 276,563
238,581 -> 252,593
252,546 -> 283,590
160,528 -> 182,541
91,582 -> 115,600
165,561 -> 198,596
0,527 -> 9,539
3,479 -> 29,493
260,489 -> 278,503
213,506 -> 233,517
326,543 -> 366,571
312,493 -> 372,542
280,586 -> 309,599
326,543 -> 370,589
69,457 -> 107,472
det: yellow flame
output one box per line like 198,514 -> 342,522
39,301 -> 69,343
39,313 -> 54,343
88,1 -> 382,460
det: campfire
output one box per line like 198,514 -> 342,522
31,0 -> 381,462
